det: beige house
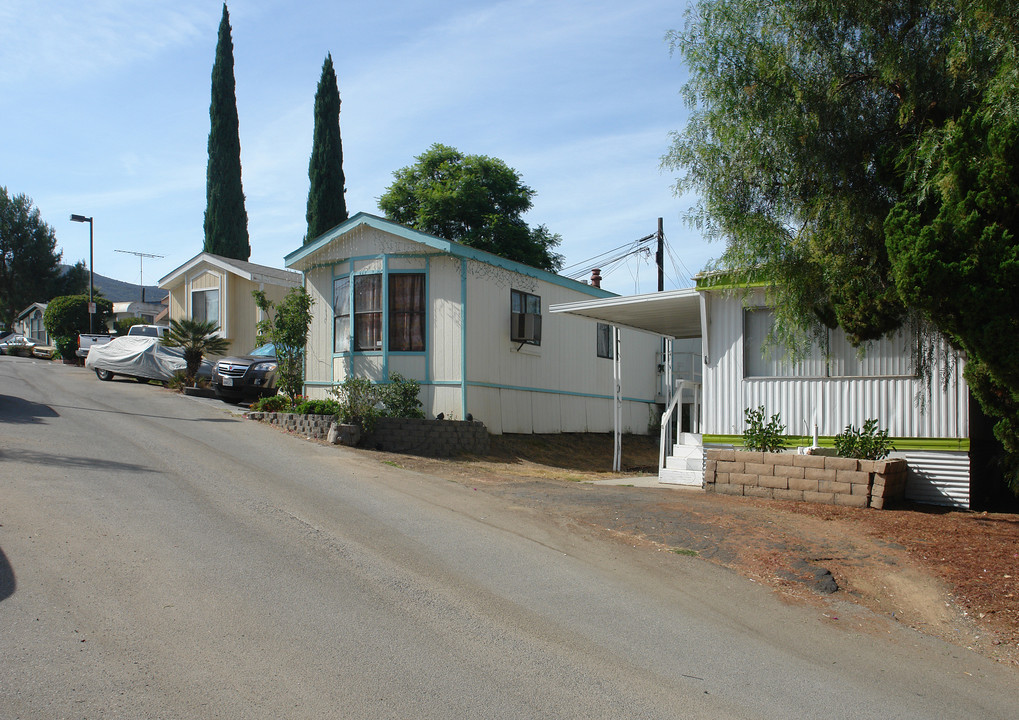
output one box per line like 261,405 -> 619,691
158,253 -> 301,358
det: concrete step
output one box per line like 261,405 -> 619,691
659,467 -> 704,487
666,455 -> 703,472
677,432 -> 702,446
671,444 -> 704,459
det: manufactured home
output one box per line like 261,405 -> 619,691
285,213 -> 665,435
552,278 -> 977,508
158,253 -> 301,358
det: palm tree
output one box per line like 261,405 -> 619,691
161,318 -> 230,385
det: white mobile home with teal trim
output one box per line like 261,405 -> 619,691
285,213 -> 664,435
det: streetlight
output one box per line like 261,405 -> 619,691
70,214 -> 94,333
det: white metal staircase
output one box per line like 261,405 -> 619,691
660,432 -> 705,486
658,380 -> 705,487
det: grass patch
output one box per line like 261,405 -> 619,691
670,548 -> 699,557
381,460 -> 402,468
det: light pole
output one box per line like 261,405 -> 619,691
70,214 -> 94,332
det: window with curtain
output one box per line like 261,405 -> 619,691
191,288 -> 220,326
333,276 -> 350,353
596,323 -> 613,359
353,274 -> 382,351
389,273 -> 426,352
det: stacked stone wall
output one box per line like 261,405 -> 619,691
704,450 -> 907,509
247,413 -> 489,458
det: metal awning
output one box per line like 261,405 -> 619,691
548,287 -> 702,339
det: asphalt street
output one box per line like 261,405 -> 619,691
1,356 -> 1016,718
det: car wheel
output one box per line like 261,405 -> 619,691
135,376 -> 150,384
95,368 -> 114,381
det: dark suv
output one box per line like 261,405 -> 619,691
212,343 -> 278,403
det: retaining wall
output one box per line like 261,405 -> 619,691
704,449 -> 907,509
246,412 -> 489,458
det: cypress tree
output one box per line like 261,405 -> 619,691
204,3 -> 250,261
305,54 -> 348,244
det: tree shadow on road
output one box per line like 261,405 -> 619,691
0,448 -> 159,474
0,547 -> 15,602
0,395 -> 59,424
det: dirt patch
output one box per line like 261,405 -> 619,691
365,432 -> 1019,668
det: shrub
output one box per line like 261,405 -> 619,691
114,317 -> 148,335
293,398 -> 342,416
44,294 -> 114,360
380,373 -> 424,419
329,377 -> 384,433
834,419 -> 894,460
251,394 -> 291,413
742,406 -> 786,453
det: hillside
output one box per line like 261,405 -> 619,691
61,265 -> 166,304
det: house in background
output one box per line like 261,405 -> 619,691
552,277 -> 977,509
14,303 -> 48,345
111,300 -> 165,326
158,253 -> 301,358
284,213 -> 665,435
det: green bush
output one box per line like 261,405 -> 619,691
251,394 -> 291,413
114,316 -> 148,335
293,398 -> 342,416
329,377 -> 384,433
380,373 -> 424,419
834,419 -> 894,460
742,406 -> 786,453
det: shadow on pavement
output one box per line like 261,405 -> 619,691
49,403 -> 238,423
0,448 -> 159,474
0,547 -> 15,602
0,395 -> 59,424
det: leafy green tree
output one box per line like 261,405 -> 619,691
43,294 -> 114,360
114,316 -> 149,336
305,54 -> 348,244
253,286 -> 313,402
54,261 -> 90,298
161,318 -> 230,385
0,188 -> 63,331
204,3 -> 249,261
379,143 -> 564,271
664,0 -> 1019,487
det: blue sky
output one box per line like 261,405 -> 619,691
1,0 -> 711,296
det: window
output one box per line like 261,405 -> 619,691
340,272 -> 427,353
333,276 -> 350,353
389,273 -> 426,352
353,274 -> 382,351
596,323 -> 613,359
510,289 -> 542,345
192,288 -> 220,325
744,308 -> 915,378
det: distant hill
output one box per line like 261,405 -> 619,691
60,265 -> 166,304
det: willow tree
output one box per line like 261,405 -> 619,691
664,0 -> 1019,485
305,54 -> 348,244
204,3 -> 250,261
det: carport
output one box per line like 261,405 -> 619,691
549,288 -> 705,475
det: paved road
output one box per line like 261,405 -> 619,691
1,356 -> 1015,718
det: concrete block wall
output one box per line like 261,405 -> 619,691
704,450 -> 908,509
248,412 -> 490,458
361,418 -> 490,458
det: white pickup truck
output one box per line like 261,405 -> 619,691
76,325 -> 168,357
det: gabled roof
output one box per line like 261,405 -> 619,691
158,252 -> 301,289
285,212 -> 616,299
16,302 -> 47,320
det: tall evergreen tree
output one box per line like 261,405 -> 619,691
0,187 -> 62,331
204,3 -> 249,261
305,54 -> 348,245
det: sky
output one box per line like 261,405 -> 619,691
1,0 -> 713,297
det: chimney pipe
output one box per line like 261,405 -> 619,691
590,268 -> 602,288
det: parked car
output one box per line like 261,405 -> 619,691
85,335 -> 212,383
126,324 -> 169,338
0,334 -> 36,357
212,343 -> 279,403
77,332 -> 116,358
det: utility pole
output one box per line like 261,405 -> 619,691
656,217 -> 664,292
115,250 -> 165,303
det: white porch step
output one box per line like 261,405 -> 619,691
659,467 -> 704,486
677,432 -> 702,445
666,454 -> 703,472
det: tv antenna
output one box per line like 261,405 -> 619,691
115,249 -> 165,302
